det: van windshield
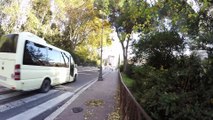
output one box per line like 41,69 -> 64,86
0,34 -> 18,53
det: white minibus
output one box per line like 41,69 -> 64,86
0,32 -> 78,92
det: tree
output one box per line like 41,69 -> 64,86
94,0 -> 152,72
62,1 -> 96,50
129,1 -> 213,119
51,0 -> 111,65
0,25 -> 4,36
0,0 -> 21,33
135,31 -> 184,69
21,0 -> 52,37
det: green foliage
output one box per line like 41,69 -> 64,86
0,0 -> 212,119
124,64 -> 135,78
119,64 -> 124,72
0,26 -> 4,36
94,0 -> 153,72
121,73 -> 134,88
114,0 -> 213,119
0,0 -> 111,66
129,55 -> 213,119
157,0 -> 198,34
0,0 -> 20,33
135,31 -> 184,69
71,51 -> 97,66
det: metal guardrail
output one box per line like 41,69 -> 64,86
119,72 -> 152,120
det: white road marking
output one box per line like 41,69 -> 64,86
0,90 -> 58,112
0,92 -> 22,101
45,72 -> 110,120
78,69 -> 99,72
78,73 -> 93,75
8,92 -> 74,120
1,70 -> 109,119
44,78 -> 98,120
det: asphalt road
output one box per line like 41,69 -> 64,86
0,68 -> 99,120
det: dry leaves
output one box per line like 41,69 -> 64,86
85,99 -> 104,107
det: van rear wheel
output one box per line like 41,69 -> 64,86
40,79 -> 51,93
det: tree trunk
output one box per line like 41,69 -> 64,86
122,35 -> 131,73
121,41 -> 128,73
115,28 -> 131,73
123,54 -> 128,73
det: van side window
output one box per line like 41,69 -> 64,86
0,34 -> 18,53
23,40 -> 69,68
23,40 -> 48,66
47,48 -> 62,67
62,53 -> 69,67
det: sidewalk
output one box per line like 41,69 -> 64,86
50,70 -> 119,120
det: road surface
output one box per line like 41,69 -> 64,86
0,67 -> 100,120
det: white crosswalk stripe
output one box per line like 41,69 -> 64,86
0,92 -> 22,101
8,92 -> 74,120
0,77 -> 97,119
0,90 -> 59,112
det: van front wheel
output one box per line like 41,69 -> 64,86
73,75 -> 77,82
40,79 -> 51,93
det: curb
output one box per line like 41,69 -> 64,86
44,71 -> 109,120
44,79 -> 97,120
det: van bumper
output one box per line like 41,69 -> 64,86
0,79 -> 22,90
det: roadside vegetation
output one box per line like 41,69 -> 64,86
121,73 -> 134,88
122,55 -> 213,119
1,0 -> 213,119
102,0 -> 213,119
0,0 -> 112,66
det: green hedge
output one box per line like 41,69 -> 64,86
125,55 -> 213,120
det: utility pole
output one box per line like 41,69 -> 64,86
98,18 -> 104,81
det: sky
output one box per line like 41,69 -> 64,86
102,30 -> 123,67
187,0 -> 200,13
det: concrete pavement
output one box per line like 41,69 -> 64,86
46,70 -> 119,120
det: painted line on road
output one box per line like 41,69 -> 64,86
73,78 -> 97,94
44,78 -> 98,120
0,92 -> 22,101
0,90 -> 58,112
78,73 -> 95,75
78,69 -> 99,73
7,92 -> 74,120
44,72 -> 109,120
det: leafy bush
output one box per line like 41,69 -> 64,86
119,65 -> 124,72
124,64 -> 135,78
130,54 -> 213,120
121,73 -> 134,88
